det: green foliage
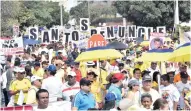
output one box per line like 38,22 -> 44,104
70,1 -> 117,25
1,1 -> 69,36
114,1 -> 190,28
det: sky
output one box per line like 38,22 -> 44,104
65,0 -> 78,12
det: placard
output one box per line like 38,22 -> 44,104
29,27 -> 38,40
0,37 -> 24,55
149,32 -> 165,49
80,18 -> 90,32
42,31 -> 51,44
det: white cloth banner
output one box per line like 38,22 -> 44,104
17,90 -> 25,106
0,37 -> 24,55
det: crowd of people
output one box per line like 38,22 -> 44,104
0,41 -> 191,111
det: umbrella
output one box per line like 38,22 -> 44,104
23,39 -> 39,46
106,41 -> 128,50
138,49 -> 173,62
75,46 -> 123,62
140,41 -> 149,46
168,42 -> 191,62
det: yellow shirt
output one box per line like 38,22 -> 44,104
79,62 -> 87,78
9,78 -> 31,103
26,86 -> 39,105
91,80 -> 102,103
32,68 -> 44,77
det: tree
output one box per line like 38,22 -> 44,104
1,1 -> 69,36
70,1 -> 117,25
114,1 -> 190,28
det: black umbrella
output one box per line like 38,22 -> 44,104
106,41 -> 128,50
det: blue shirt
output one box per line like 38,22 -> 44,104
108,84 -> 122,106
72,90 -> 96,110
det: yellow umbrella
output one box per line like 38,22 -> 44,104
140,41 -> 149,46
168,42 -> 191,62
75,46 -> 123,62
138,49 -> 173,62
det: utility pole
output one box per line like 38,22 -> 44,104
60,5 -> 63,26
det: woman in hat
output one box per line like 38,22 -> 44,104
125,80 -> 140,106
86,69 -> 103,109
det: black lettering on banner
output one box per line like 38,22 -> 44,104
107,26 -> 114,38
65,33 -> 70,43
42,31 -> 50,43
72,31 -> 79,41
128,26 -> 136,38
118,26 -> 125,38
91,29 -> 97,36
157,26 -> 166,33
100,31 -> 105,37
137,27 -> 145,39
29,27 -> 38,40
147,27 -> 153,40
81,19 -> 88,31
51,28 -> 59,41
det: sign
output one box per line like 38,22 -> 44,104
13,25 -> 19,37
117,26 -> 125,39
149,32 -> 165,49
80,18 -> 90,32
29,27 -> 38,40
127,25 -> 136,38
50,28 -> 59,42
157,26 -> 166,33
88,34 -> 107,48
0,37 -> 24,55
42,31 -> 51,44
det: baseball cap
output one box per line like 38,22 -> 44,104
112,73 -> 125,81
142,74 -> 152,82
34,62 -> 40,67
31,76 -> 42,82
68,71 -> 76,76
14,67 -> 25,73
86,61 -> 95,66
105,92 -> 116,102
46,65 -> 56,72
128,80 -> 140,87
80,78 -> 92,86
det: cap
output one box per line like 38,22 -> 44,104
31,76 -> 42,82
68,71 -> 76,76
119,98 -> 134,110
34,62 -> 40,67
166,68 -> 176,73
112,73 -> 125,81
142,74 -> 152,82
46,65 -> 56,72
86,61 -> 95,66
105,92 -> 116,102
58,50 -> 62,53
128,80 -> 140,87
80,78 -> 92,86
14,67 -> 25,73
142,70 -> 151,75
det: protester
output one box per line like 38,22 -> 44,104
153,98 -> 169,110
72,78 -> 97,110
174,63 -> 190,83
139,74 -> 160,105
140,93 -> 152,110
54,60 -> 66,83
34,89 -> 59,111
41,64 -> 63,102
9,67 -> 31,106
26,76 -> 42,105
146,62 -> 160,79
72,62 -> 82,82
161,74 -> 180,111
102,92 -> 117,111
62,71 -> 80,101
32,62 -> 44,78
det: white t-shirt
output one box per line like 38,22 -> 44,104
34,106 -> 60,111
62,82 -> 80,101
160,84 -> 180,111
175,81 -> 191,93
41,76 -> 63,102
146,67 -> 160,80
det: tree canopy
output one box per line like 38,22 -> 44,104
1,1 -> 69,36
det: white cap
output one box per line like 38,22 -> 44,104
13,67 -> 25,73
86,61 -> 95,66
31,76 -> 42,82
67,71 -> 76,76
167,68 -> 176,73
58,50 -> 62,53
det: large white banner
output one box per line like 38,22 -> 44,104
0,37 -> 24,55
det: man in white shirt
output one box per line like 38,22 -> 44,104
146,62 -> 160,80
34,89 -> 60,111
62,71 -> 80,101
41,65 -> 63,102
161,74 -> 180,111
138,74 -> 160,105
